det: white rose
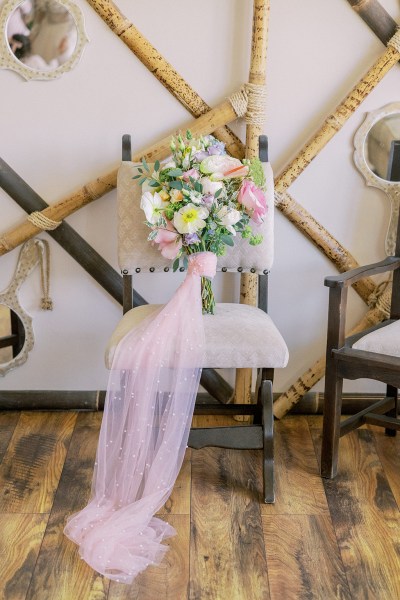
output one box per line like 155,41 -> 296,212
200,177 -> 224,195
216,206 -> 241,235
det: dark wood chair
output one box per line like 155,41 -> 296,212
104,135 -> 289,502
321,211 -> 400,479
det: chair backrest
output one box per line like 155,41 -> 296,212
117,143 -> 274,276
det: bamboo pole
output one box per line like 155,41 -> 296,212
273,285 -> 392,418
0,99 -> 238,256
235,0 -> 270,408
347,0 -> 398,45
275,190 -> 376,302
272,34 -> 400,418
274,39 -> 400,195
85,0 -> 244,159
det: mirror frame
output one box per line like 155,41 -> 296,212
0,0 -> 89,81
0,298 -> 33,377
354,102 -> 400,256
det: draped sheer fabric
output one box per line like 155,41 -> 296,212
64,252 -> 217,584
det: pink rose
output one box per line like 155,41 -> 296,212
154,220 -> 182,259
182,168 -> 200,182
238,180 -> 267,224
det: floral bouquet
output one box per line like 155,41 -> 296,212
135,131 -> 268,314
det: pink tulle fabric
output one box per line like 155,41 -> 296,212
64,252 -> 217,584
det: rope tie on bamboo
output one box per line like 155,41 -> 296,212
27,211 -> 62,231
229,83 -> 267,126
387,29 -> 400,53
0,237 -> 11,252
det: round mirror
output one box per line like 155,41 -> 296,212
0,0 -> 88,80
6,0 -> 77,72
365,113 -> 400,182
0,303 -> 26,365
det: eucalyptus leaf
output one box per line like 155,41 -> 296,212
172,258 -> 180,272
221,235 -> 234,246
154,160 -> 160,172
167,169 -> 183,177
169,180 -> 183,190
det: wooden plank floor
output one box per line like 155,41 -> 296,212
0,411 -> 399,600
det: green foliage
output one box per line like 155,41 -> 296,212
245,158 -> 266,189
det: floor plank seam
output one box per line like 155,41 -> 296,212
306,418 -> 353,598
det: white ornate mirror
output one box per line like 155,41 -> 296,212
354,102 -> 400,256
0,239 -> 50,376
0,0 -> 88,81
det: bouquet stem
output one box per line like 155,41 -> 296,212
201,277 -> 215,315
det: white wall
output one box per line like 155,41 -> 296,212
1,0 -> 399,393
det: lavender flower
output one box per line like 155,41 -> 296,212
194,151 -> 209,162
184,233 -> 201,245
207,140 -> 226,156
202,194 -> 215,209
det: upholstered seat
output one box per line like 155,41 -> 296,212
352,320 -> 400,358
105,303 -> 289,369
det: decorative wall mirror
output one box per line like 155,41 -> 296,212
354,102 -> 400,256
0,0 -> 88,81
0,239 -> 50,376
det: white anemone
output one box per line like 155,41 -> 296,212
173,203 -> 209,234
140,191 -> 167,224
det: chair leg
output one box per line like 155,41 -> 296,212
321,370 -> 343,479
385,385 -> 398,437
261,379 -> 274,503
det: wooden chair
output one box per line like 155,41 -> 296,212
104,134 -> 288,503
321,210 -> 400,479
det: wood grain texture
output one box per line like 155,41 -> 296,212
309,418 -> 400,599
190,447 -> 270,600
260,416 -> 328,515
0,411 -> 20,464
25,412 -> 109,600
369,424 -> 400,512
0,513 -> 49,600
0,412 -> 76,513
157,449 -> 191,516
262,514 -> 351,599
109,514 -> 189,600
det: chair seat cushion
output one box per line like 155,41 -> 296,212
105,303 -> 289,369
352,320 -> 400,358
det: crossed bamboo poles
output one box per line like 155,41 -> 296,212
1,0 -> 399,416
